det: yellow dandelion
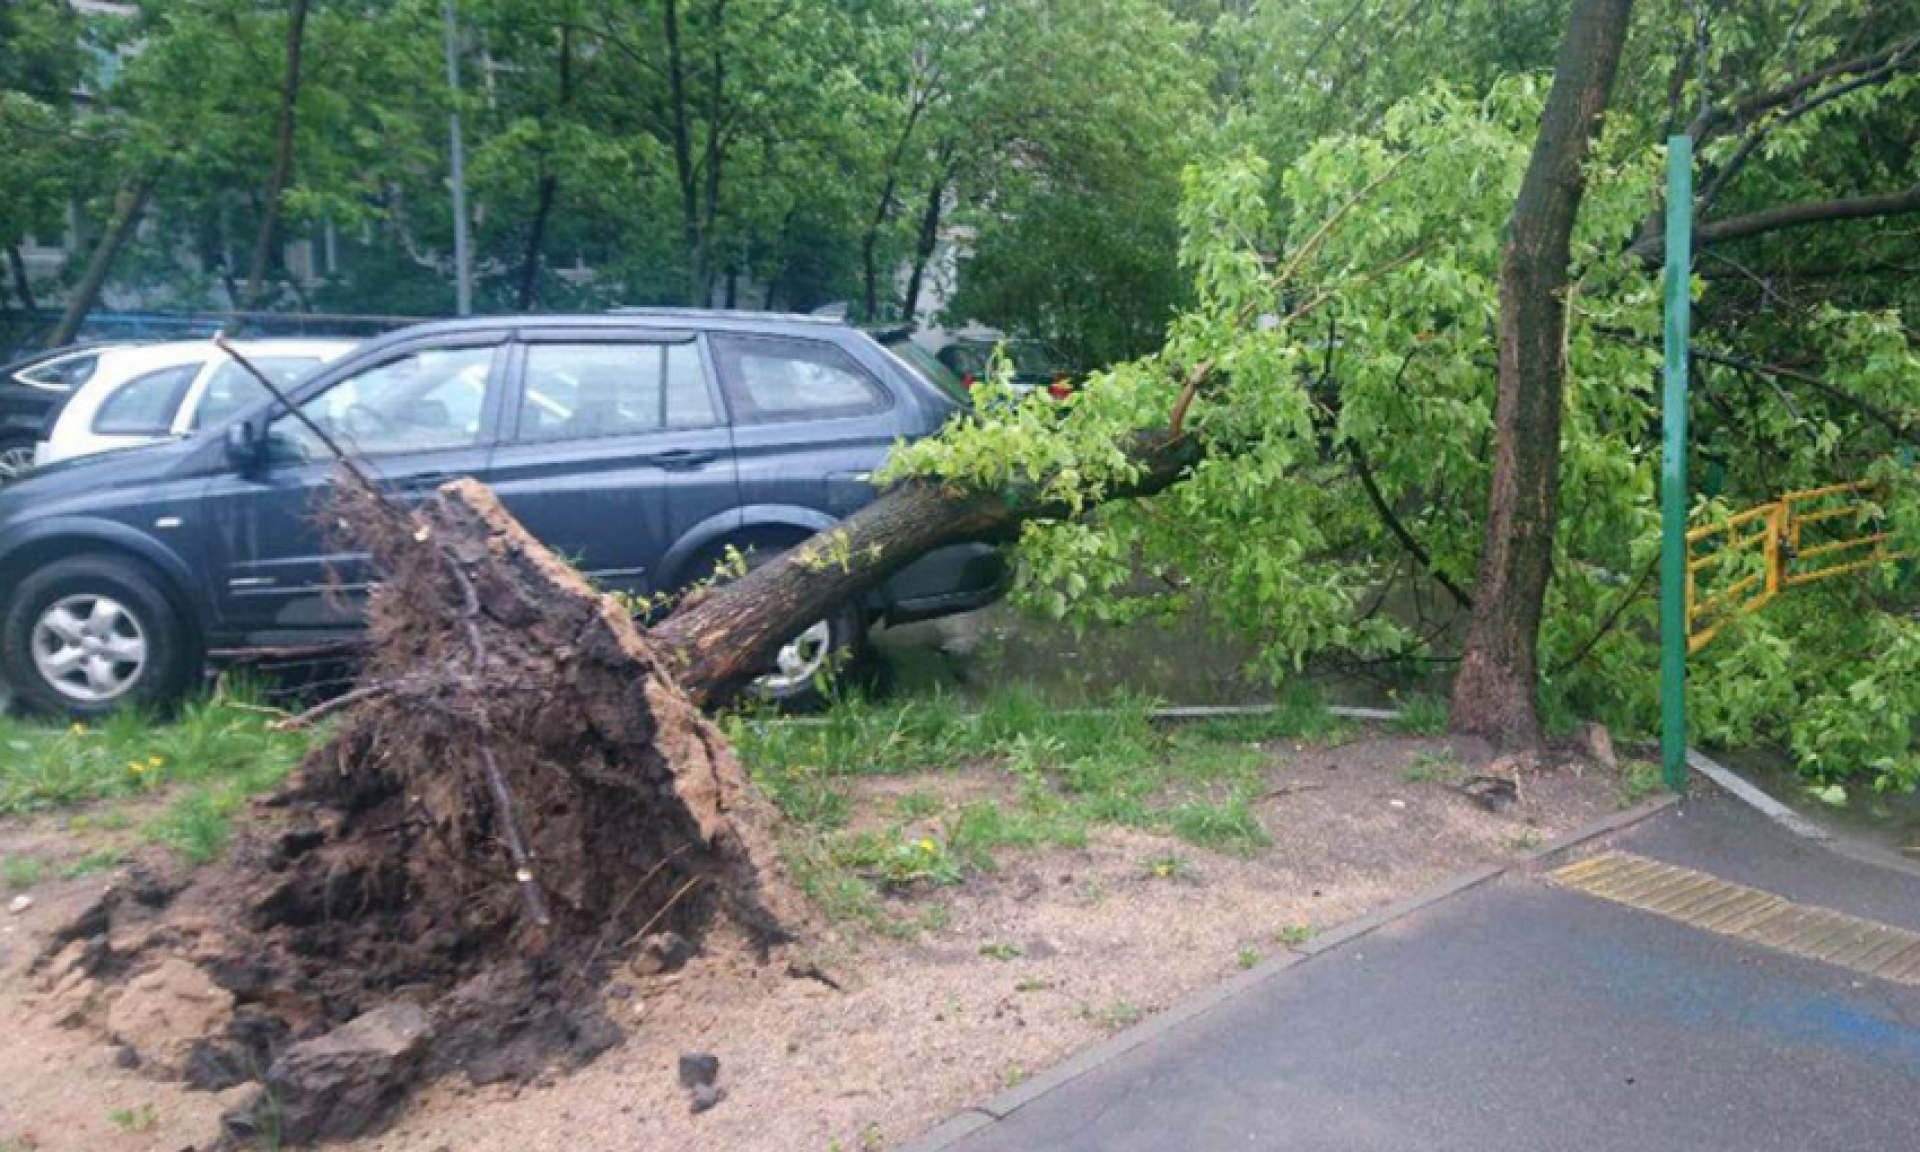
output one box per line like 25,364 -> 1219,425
127,761 -> 146,775
147,756 -> 165,768
70,722 -> 86,736
917,838 -> 936,854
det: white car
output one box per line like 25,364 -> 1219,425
34,338 -> 356,466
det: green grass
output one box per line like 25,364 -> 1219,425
1402,747 -> 1463,783
723,682 -> 1359,935
1391,694 -> 1450,736
2,855 -> 45,890
1619,759 -> 1664,807
0,689 -> 311,816
0,687 -> 315,866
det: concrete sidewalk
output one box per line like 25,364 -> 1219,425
913,793 -> 1920,1151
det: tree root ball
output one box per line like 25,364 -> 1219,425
39,475 -> 805,1143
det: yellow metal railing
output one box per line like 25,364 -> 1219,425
1686,479 -> 1913,653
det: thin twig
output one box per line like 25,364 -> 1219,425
627,875 -> 707,948
478,743 -> 551,927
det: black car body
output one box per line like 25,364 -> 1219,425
0,311 -> 1007,714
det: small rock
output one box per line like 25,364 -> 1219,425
1459,775 -> 1520,814
689,1084 -> 727,1114
632,931 -> 696,977
8,894 -> 31,914
113,1043 -> 140,1069
1573,722 -> 1618,770
678,1052 -> 720,1089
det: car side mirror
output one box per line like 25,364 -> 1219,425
224,420 -> 264,474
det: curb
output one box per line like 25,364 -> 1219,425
895,790 -> 1680,1152
1688,747 -> 1920,880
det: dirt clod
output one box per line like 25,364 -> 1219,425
105,957 -> 234,1078
243,1001 -> 435,1145
633,931 -> 697,977
689,1084 -> 727,1114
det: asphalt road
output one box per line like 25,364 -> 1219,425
929,793 -> 1920,1152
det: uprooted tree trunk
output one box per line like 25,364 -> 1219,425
43,430 -> 1199,1143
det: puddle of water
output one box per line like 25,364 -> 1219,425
1715,745 -> 1920,859
870,604 -> 1422,710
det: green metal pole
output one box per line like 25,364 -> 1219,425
1660,136 -> 1694,793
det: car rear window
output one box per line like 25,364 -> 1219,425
517,341 -> 715,440
880,338 -> 969,404
92,363 -> 202,436
710,334 -> 889,423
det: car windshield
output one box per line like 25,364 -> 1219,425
879,337 -> 969,404
194,356 -> 326,429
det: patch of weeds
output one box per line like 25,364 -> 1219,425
1619,760 -> 1664,807
1163,739 -> 1265,786
831,832 -> 962,888
1180,683 -> 1345,743
1237,946 -> 1260,969
1392,695 -> 1450,736
61,847 -> 124,879
0,1137 -> 41,1152
1402,747 -> 1463,784
1015,977 -> 1052,992
1276,924 -> 1318,947
1140,851 -> 1192,881
784,840 -> 899,936
979,941 -> 1023,962
2,855 -> 45,890
1083,1001 -> 1144,1030
1166,795 -> 1271,855
1076,878 -> 1108,904
0,687 -> 311,816
859,1123 -> 885,1151
1002,1065 -> 1028,1087
894,790 -> 943,820
146,783 -> 255,865
107,1103 -> 157,1133
1507,831 -> 1542,852
753,760 -> 851,829
915,903 -> 952,933
947,801 -> 1087,870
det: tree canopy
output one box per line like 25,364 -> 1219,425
3,0 -> 1916,789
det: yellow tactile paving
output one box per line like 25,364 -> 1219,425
1548,851 -> 1920,986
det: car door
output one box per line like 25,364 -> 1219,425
198,339 -> 506,641
711,332 -> 901,526
484,331 -> 739,596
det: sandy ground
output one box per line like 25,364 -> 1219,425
1,732 -> 1624,1152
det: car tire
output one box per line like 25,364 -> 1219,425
0,440 -> 35,484
691,539 -> 867,712
1,554 -> 195,718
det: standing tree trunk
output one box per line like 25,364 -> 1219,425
1449,0 -> 1634,746
515,24 -> 573,312
241,0 -> 311,311
48,171 -> 159,348
900,151 -> 952,323
6,245 -> 37,314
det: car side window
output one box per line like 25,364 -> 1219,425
269,346 -> 493,461
517,340 -> 715,441
710,335 -> 888,423
93,363 -> 202,436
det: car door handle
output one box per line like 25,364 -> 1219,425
645,449 -> 718,470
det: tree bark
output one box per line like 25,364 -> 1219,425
242,0 -> 310,311
1449,0 -> 1633,746
900,152 -> 952,322
6,245 -> 37,314
514,26 -> 573,312
48,171 -> 159,348
654,430 -> 1202,706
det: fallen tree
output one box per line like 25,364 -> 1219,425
35,423 -> 1202,1144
